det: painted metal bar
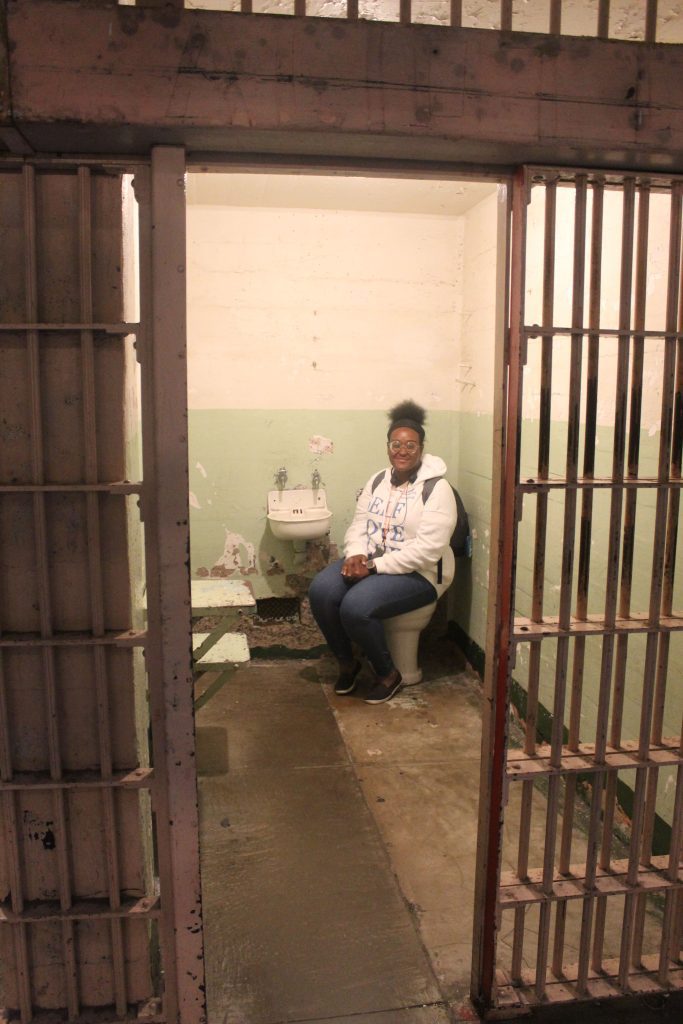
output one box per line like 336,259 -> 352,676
139,148 -> 206,1024
295,0 -> 306,15
598,0 -> 611,38
240,0 -> 252,12
400,0 -> 411,24
0,322 -> 138,332
592,177 -> 636,977
633,184 -> 673,967
500,0 -> 512,31
471,174 -> 519,1009
619,182 -> 683,987
24,163 -> 80,1019
549,0 -> 562,35
78,166 -> 127,1019
645,0 -> 658,42
347,0 -> 359,20
513,177 -> 556,985
450,0 -> 462,28
552,175 -> 588,981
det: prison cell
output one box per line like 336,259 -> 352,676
0,152 -> 204,1024
229,0 -> 663,42
474,167 -> 683,1014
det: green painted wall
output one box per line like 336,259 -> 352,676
188,408 -> 459,597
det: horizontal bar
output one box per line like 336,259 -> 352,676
513,613 -> 683,642
0,894 -> 160,924
0,482 -> 142,495
0,630 -> 146,648
523,325 -> 683,340
518,477 -> 683,493
496,956 -> 683,1009
500,854 -> 682,907
508,738 -> 682,780
0,322 -> 139,334
0,768 -> 153,791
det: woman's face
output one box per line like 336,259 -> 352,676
388,427 -> 423,478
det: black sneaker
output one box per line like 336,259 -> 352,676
334,660 -> 362,695
364,672 -> 403,704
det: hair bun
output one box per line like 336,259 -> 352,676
388,399 -> 426,426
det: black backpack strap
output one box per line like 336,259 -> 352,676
371,470 -> 386,493
421,477 -> 438,503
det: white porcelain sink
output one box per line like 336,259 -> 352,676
267,488 -> 332,541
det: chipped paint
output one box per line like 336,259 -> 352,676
308,434 -> 334,454
189,491 -> 201,509
213,529 -> 257,575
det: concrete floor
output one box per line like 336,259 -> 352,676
196,639 -> 683,1024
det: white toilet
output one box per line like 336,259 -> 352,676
383,600 -> 438,686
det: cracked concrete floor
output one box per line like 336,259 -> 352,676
196,643 -> 683,1024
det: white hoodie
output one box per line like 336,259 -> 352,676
344,453 -> 458,594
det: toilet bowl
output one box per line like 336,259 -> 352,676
383,601 -> 438,686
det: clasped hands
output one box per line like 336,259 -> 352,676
341,554 -> 370,581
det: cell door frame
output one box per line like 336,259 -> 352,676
0,146 -> 205,1024
473,165 -> 683,1017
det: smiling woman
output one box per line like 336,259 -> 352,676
308,399 -> 458,704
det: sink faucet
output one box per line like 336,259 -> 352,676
311,468 -> 322,489
275,466 -> 288,489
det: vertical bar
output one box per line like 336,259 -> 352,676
140,148 -> 206,1024
618,183 -> 682,989
552,176 -> 588,980
645,0 -> 658,42
240,0 -> 253,11
500,0 -> 512,31
295,0 -> 306,15
512,178 -> 556,984
574,178 -> 606,996
24,164 -> 79,1021
400,0 -> 411,24
549,0 -> 561,34
347,0 -> 358,18
592,177 -> 636,975
597,0 -> 610,38
78,166 -> 127,1019
450,0 -> 462,27
471,178 -> 516,1008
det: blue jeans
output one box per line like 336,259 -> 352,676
308,559 -> 437,677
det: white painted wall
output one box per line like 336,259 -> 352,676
187,200 -> 466,411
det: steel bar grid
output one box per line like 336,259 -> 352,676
0,157 -> 186,1023
474,167 -> 683,1015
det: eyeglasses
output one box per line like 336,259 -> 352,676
388,440 -> 421,454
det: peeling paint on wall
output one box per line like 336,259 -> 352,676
213,529 -> 257,575
308,434 -> 334,454
189,491 -> 201,509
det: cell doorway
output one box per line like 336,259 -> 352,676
184,169 -> 503,1022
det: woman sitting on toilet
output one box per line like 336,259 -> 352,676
308,399 -> 458,705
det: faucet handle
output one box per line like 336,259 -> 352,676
311,468 -> 322,487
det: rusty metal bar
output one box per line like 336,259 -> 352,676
140,148 -> 205,1024
512,177 -> 556,985
500,0 -> 512,32
295,0 -> 306,15
347,0 -> 359,19
549,0 -> 561,35
645,0 -> 658,42
591,177 -> 636,977
240,0 -> 252,12
633,185 -> 681,967
551,175 -> 588,981
78,166 -> 128,1020
618,182 -> 683,986
474,170 -> 524,1009
450,0 -> 462,28
598,0 -> 610,38
567,177 -> 604,993
399,0 -> 411,24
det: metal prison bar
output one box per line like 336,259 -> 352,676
476,167 -> 683,1015
0,157 -> 204,1024
231,0 -> 662,43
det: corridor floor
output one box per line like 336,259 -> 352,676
195,645 -> 683,1024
